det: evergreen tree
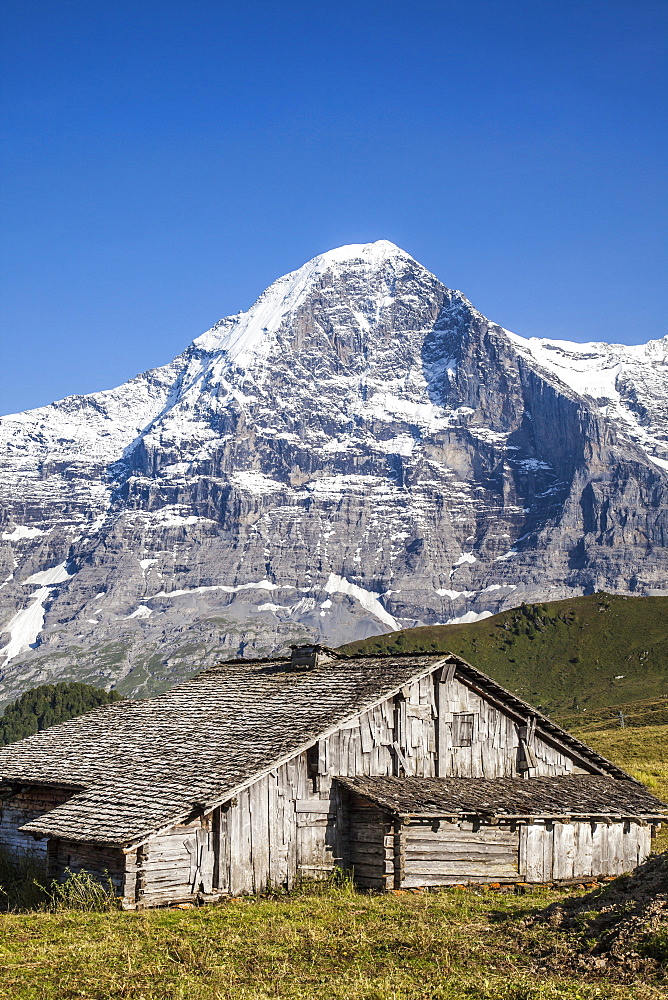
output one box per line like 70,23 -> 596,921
0,683 -> 121,746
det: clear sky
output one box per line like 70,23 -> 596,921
1,0 -> 666,415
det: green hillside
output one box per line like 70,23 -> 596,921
340,593 -> 668,716
0,682 -> 121,747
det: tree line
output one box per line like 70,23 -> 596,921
0,682 -> 121,747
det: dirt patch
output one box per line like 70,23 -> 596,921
530,851 -> 668,978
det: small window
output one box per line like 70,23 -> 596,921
306,743 -> 319,779
452,713 -> 475,746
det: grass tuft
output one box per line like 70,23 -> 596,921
46,868 -> 120,912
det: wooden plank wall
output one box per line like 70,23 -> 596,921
222,760 -> 344,896
0,787 -> 73,858
346,791 -> 395,890
436,677 -> 574,778
48,838 -> 126,894
520,820 -> 652,881
124,816 -> 212,907
401,819 -> 520,887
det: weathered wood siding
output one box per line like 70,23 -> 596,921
520,820 -> 651,882
47,838 -> 126,893
435,674 -> 574,778
346,791 -> 395,890
309,670 -> 575,786
125,816 -> 215,908
348,810 -> 652,888
127,669 -> 598,902
219,759 -> 345,896
0,786 -> 73,858
24,663 -> 618,905
401,818 -> 520,887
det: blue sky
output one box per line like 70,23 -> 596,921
1,0 -> 666,414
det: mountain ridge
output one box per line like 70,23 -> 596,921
0,241 -> 666,702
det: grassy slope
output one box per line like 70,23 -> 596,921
0,885 -> 664,1000
340,593 -> 668,715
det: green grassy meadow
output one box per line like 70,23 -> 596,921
0,882 -> 664,1000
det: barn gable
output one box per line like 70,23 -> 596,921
0,646 -> 664,905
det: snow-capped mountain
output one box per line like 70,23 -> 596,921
1,240 -> 666,701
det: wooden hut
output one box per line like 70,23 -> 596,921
0,645 -> 664,906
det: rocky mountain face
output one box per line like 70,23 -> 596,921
1,241 -> 666,702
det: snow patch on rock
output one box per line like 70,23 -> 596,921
324,573 -> 399,630
2,526 -> 45,541
24,562 -> 73,586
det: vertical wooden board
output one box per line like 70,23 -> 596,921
249,776 -> 270,893
472,741 -> 482,778
241,789 -> 254,893
327,732 -> 340,774
601,823 -> 614,874
552,823 -> 575,880
518,824 -> 528,878
609,823 -> 626,874
339,732 -> 350,773
196,827 -> 214,893
348,730 -> 359,774
318,739 -> 328,775
217,806 -> 230,893
427,721 -> 436,757
297,752 -> 310,799
573,822 -> 594,877
226,797 -> 241,895
349,727 -> 360,773
522,824 -> 547,882
330,781 -> 345,866
481,734 -> 494,777
591,821 -> 607,875
186,833 -> 199,888
626,826 -> 637,870
267,772 -> 282,886
490,708 -> 499,750
359,711 -> 373,754
368,706 -> 380,745
228,790 -> 254,895
638,825 -> 651,867
540,823 -> 553,882
449,747 -> 459,778
605,824 -> 617,874
436,681 -> 448,777
538,823 -> 552,881
399,699 -> 409,755
620,823 -> 634,872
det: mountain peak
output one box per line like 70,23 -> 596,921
314,239 -> 415,267
193,240 -> 424,358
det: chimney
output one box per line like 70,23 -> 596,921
289,644 -> 336,670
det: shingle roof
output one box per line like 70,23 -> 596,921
3,652 -> 443,846
337,775 -> 668,820
0,649 -> 639,847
